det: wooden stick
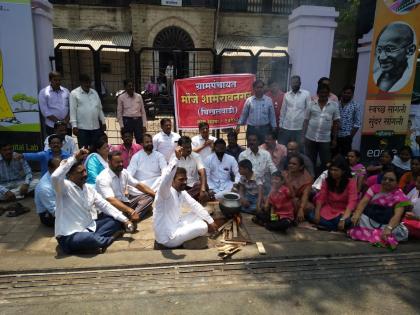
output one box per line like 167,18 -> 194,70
221,240 -> 247,246
256,242 -> 266,255
232,220 -> 238,238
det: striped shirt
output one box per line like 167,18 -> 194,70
238,95 -> 276,128
0,153 -> 32,195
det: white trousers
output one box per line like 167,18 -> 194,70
163,212 -> 208,248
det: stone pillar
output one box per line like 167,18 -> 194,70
288,5 -> 339,94
352,30 -> 373,151
32,0 -> 54,90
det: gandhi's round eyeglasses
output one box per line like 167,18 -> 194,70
376,43 -> 412,56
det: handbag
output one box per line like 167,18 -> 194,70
363,203 -> 394,225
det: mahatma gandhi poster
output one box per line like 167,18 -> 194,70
373,22 -> 417,92
361,0 -> 420,161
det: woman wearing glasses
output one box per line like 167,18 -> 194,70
348,169 -> 410,249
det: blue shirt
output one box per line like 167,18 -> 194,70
0,153 -> 32,195
34,172 -> 56,214
23,150 -> 70,176
338,100 -> 361,137
238,95 -> 277,128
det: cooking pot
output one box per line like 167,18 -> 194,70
219,192 -> 241,218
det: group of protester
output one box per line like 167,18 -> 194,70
1,71 -> 420,255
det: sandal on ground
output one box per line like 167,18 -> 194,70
6,203 -> 30,217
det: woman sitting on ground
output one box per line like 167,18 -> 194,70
348,169 -> 410,249
399,156 -> 420,194
308,156 -> 358,231
366,150 -> 394,177
403,176 -> 420,239
347,150 -> 366,193
392,146 -> 412,178
282,154 -> 314,222
85,138 -> 109,185
365,150 -> 395,188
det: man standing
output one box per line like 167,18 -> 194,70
153,118 -> 181,163
238,133 -> 277,194
52,149 -> 133,254
259,131 -> 287,168
192,122 -> 217,161
237,80 -> 276,145
0,143 -> 37,201
38,71 -> 70,135
336,85 -> 361,156
112,130 -> 143,169
117,79 -> 147,145
70,74 -> 106,149
153,146 -> 217,249
205,139 -> 240,200
374,22 -> 417,92
177,136 -> 211,202
303,84 -> 340,173
35,158 -> 61,227
127,134 -> 167,192
96,151 -> 155,223
266,80 -> 284,127
278,75 -> 311,147
165,60 -> 175,96
312,77 -> 338,102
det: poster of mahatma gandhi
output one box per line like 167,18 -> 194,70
373,22 -> 417,93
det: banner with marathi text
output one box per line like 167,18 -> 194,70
174,74 -> 255,130
361,0 -> 420,160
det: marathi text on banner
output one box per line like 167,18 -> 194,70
174,74 -> 255,130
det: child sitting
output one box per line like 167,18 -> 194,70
253,171 -> 295,231
238,159 -> 263,214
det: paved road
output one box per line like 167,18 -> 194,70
1,252 -> 420,314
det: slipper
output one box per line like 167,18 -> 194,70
251,216 -> 266,227
6,203 -> 30,217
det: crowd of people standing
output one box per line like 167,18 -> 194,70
1,71 -> 419,254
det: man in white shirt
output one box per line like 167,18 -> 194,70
153,118 -> 181,162
177,136 -> 213,202
44,120 -> 78,155
38,71 -> 71,136
96,151 -> 156,223
278,75 -> 311,148
52,149 -> 133,254
154,146 -> 217,249
70,74 -> 106,149
127,134 -> 167,193
205,139 -> 240,200
238,133 -> 277,195
192,122 -> 217,161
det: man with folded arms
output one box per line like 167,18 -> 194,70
52,149 -> 133,254
96,151 -> 156,222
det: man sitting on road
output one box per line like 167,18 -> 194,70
96,151 -> 156,222
52,149 -> 133,254
205,138 -> 240,200
176,136 -> 213,202
127,133 -> 167,193
153,146 -> 217,249
44,120 -> 77,155
35,158 -> 61,227
0,142 -> 38,202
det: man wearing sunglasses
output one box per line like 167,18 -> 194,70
373,22 -> 417,92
